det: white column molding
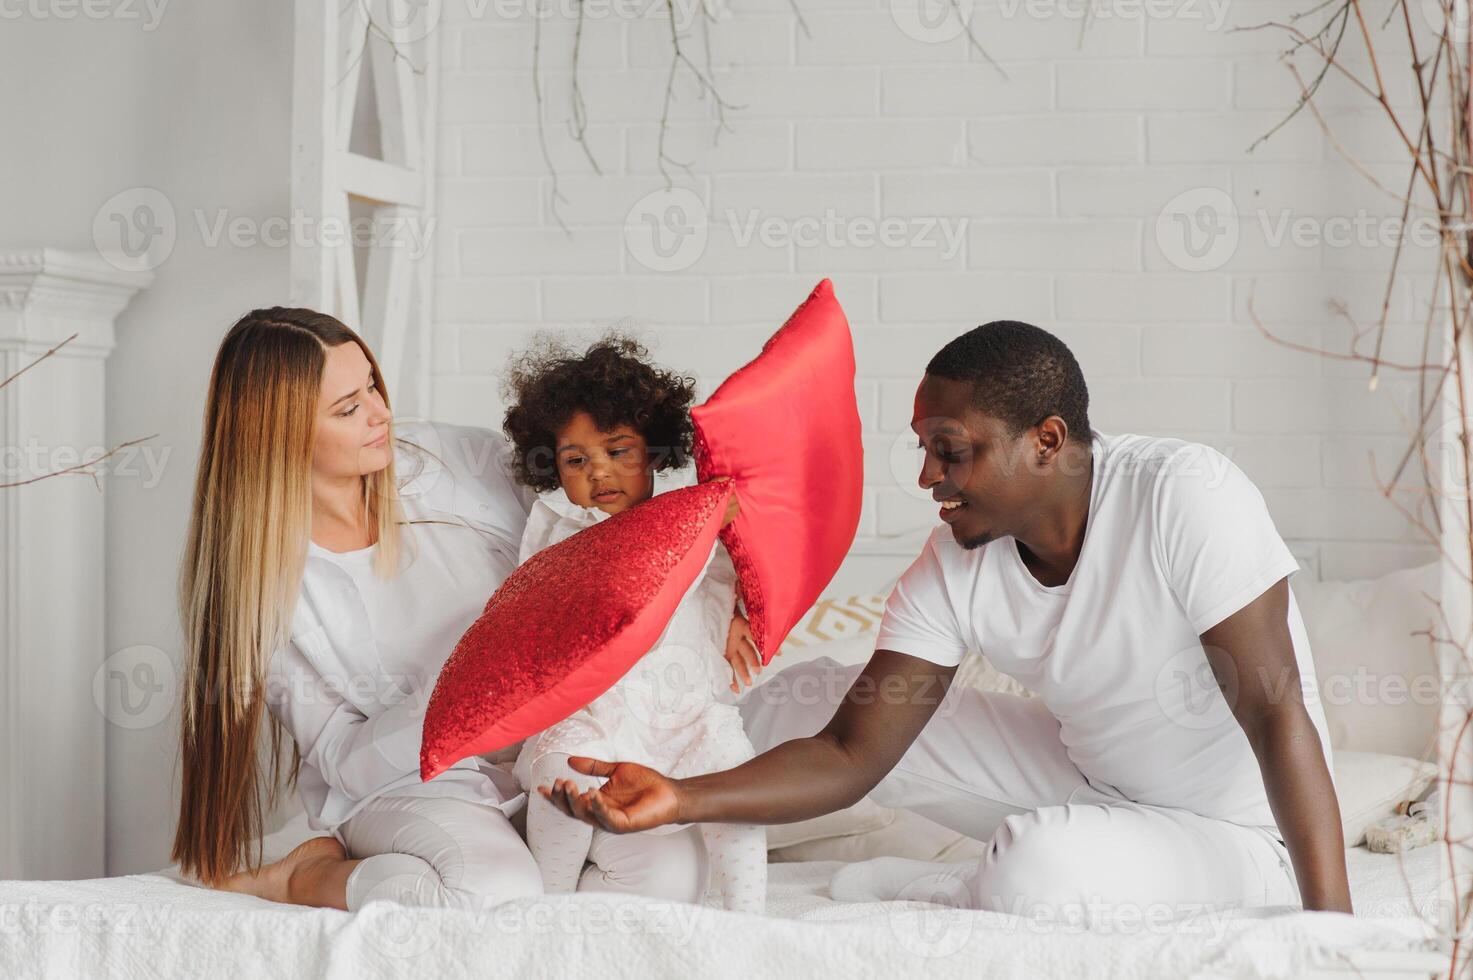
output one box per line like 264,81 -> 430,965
0,247 -> 151,879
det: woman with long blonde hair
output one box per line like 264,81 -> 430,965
171,307 -> 546,910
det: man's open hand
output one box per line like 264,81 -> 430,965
537,757 -> 682,834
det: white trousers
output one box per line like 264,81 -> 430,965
736,657 -> 1303,916
339,793 -> 709,912
338,795 -> 541,913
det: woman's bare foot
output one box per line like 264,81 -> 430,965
219,835 -> 347,904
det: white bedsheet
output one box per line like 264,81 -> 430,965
0,832 -> 1448,980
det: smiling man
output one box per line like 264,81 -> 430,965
540,320 -> 1352,918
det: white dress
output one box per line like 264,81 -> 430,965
512,487 -> 767,912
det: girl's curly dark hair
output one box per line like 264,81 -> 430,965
501,331 -> 698,493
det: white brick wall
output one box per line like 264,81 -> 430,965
428,0 -> 1441,586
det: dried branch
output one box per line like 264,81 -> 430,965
0,332 -> 76,392
0,436 -> 156,492
1252,5 -> 1473,966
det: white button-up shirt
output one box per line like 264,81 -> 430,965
264,419 -> 538,833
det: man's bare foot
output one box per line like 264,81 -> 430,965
219,835 -> 346,904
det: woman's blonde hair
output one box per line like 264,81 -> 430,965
171,307 -> 405,886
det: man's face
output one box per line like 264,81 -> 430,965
911,374 -> 1041,550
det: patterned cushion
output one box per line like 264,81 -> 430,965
777,593 -> 1037,700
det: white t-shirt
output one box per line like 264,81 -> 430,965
875,429 -> 1334,831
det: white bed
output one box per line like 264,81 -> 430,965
0,563 -> 1456,979
0,829 -> 1449,980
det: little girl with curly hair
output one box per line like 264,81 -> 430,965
500,332 -> 767,913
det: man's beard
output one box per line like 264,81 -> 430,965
953,527 -> 994,550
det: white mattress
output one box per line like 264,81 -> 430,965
0,834 -> 1446,980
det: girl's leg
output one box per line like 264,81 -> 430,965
525,753 -> 598,894
699,822 -> 766,913
336,794 -> 543,912
579,826 -> 710,904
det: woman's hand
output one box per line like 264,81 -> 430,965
724,612 -> 762,692
538,757 -> 681,834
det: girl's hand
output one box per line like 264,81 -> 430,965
724,612 -> 762,692
539,757 -> 681,834
710,476 -> 740,528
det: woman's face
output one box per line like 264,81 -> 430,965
554,410 -> 654,515
313,341 -> 393,481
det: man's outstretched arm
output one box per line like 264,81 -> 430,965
1200,576 -> 1353,914
541,650 -> 958,833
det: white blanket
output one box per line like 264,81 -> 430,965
0,844 -> 1446,980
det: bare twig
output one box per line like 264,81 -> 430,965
0,332 -> 76,392
0,436 -> 156,491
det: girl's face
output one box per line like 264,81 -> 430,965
313,341 -> 393,482
554,410 -> 654,515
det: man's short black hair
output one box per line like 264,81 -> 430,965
925,321 -> 1091,442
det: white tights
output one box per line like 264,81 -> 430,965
525,753 -> 712,904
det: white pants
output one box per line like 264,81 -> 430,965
338,795 -> 541,913
340,793 -> 709,912
737,658 -> 1302,916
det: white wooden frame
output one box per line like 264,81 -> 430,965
290,0 -> 439,416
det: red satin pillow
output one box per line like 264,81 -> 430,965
692,278 -> 863,664
420,480 -> 733,778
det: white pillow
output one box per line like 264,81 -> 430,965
769,804 -> 989,865
1334,750 -> 1438,847
766,798 -> 895,850
1291,564 -> 1440,760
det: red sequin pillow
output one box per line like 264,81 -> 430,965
693,278 -> 863,664
420,480 -> 734,778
